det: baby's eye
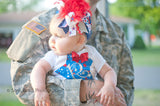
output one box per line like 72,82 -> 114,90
53,34 -> 62,38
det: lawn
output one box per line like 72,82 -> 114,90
131,46 -> 160,66
0,86 -> 24,106
0,49 -> 10,62
133,89 -> 160,106
0,94 -> 24,106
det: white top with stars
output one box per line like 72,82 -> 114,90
42,45 -> 106,80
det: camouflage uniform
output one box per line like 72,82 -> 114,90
7,7 -> 134,106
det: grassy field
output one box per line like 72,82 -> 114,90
133,90 -> 160,106
0,86 -> 24,106
0,49 -> 10,62
0,94 -> 24,106
132,47 -> 160,66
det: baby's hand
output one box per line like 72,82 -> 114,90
34,89 -> 50,106
96,85 -> 115,106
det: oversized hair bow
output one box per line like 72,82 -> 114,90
54,0 -> 92,39
72,52 -> 88,63
63,12 -> 78,36
53,0 -> 64,10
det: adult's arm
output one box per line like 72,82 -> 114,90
80,80 -> 127,106
117,32 -> 134,106
6,8 -> 66,105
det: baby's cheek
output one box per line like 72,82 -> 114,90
49,41 -> 53,48
48,38 -> 53,45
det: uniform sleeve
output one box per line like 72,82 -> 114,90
118,32 -> 134,106
6,8 -> 76,106
42,51 -> 56,68
90,46 -> 106,73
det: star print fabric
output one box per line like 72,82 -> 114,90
55,53 -> 93,80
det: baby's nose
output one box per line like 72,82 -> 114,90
51,38 -> 56,44
50,35 -> 58,44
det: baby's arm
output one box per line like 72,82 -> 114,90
96,63 -> 117,105
30,59 -> 51,106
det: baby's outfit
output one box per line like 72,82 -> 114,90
42,45 -> 106,80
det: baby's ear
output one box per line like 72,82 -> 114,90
78,34 -> 87,44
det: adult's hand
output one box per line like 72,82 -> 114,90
111,87 -> 127,106
80,80 -> 126,106
80,80 -> 103,102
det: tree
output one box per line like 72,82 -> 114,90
133,35 -> 146,49
0,0 -> 42,13
109,0 -> 160,36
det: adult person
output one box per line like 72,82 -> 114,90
79,0 -> 134,106
7,0 -> 134,106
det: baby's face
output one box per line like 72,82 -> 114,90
49,32 -> 80,55
49,17 -> 81,55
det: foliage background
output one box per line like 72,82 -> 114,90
0,0 -> 42,13
109,0 -> 160,37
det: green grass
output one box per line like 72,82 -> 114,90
133,90 -> 160,106
0,99 -> 24,106
0,49 -> 10,62
0,86 -> 24,106
131,46 -> 160,66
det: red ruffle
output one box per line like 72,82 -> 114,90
59,0 -> 91,22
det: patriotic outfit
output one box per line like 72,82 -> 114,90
42,45 -> 106,80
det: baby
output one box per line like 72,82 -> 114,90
30,0 -> 117,106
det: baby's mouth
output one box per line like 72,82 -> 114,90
51,45 -> 55,49
50,43 -> 55,49
52,46 -> 56,50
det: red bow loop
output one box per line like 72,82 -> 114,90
72,51 -> 88,63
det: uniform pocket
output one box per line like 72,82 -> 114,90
7,28 -> 40,62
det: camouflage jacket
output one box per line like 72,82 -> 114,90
7,8 -> 134,106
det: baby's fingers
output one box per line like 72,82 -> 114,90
35,100 -> 38,106
101,94 -> 106,104
103,96 -> 109,105
46,99 -> 51,106
34,100 -> 50,106
112,95 -> 115,105
99,94 -> 107,105
35,101 -> 43,106
107,96 -> 115,106
35,99 -> 42,106
107,97 -> 112,106
42,101 -> 50,106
